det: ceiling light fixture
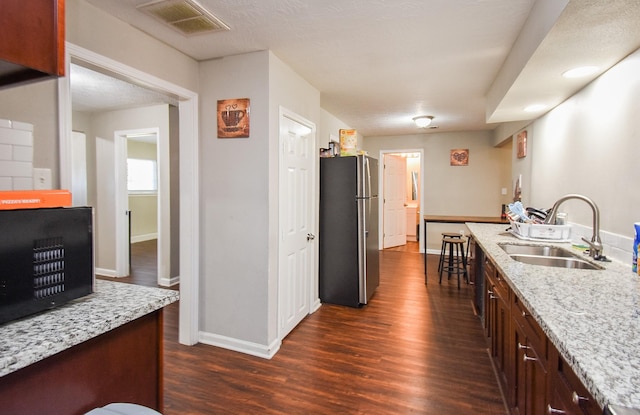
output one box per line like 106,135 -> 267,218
562,66 -> 599,79
412,115 -> 434,128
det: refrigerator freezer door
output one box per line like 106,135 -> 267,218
358,196 -> 380,304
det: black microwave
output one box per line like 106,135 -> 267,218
0,207 -> 94,325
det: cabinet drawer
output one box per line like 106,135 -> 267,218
549,348 -> 601,415
512,295 -> 547,361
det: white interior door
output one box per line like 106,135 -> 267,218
383,154 -> 407,248
278,110 -> 315,340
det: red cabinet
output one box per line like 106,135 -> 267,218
0,0 -> 65,87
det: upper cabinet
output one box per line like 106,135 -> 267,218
0,0 -> 65,88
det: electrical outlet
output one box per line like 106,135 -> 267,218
33,168 -> 52,190
501,187 -> 507,195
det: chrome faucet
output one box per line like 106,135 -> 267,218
544,194 -> 606,260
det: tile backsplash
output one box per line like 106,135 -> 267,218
0,118 -> 34,190
571,222 -> 635,270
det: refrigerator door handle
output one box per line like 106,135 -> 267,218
365,157 -> 372,198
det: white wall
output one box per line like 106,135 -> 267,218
524,47 -> 640,264
89,104 -> 170,274
0,80 -> 59,186
364,131 -> 512,252
66,0 -> 198,93
198,50 -> 321,356
199,50 -> 270,347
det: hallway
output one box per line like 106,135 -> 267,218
160,244 -> 507,414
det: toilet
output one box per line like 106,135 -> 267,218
85,403 -> 162,415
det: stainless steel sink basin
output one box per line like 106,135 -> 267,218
499,243 -> 575,258
498,243 -> 603,270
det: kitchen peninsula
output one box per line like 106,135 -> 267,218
0,280 -> 179,415
468,223 -> 640,414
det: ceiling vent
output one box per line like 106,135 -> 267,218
137,0 -> 230,36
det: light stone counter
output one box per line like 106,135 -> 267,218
0,279 -> 179,378
467,223 -> 640,411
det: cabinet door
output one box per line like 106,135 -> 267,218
547,345 -> 601,415
0,0 -> 65,86
513,325 -> 548,415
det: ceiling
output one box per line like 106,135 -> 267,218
73,0 -> 640,137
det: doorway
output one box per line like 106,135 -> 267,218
379,150 -> 424,253
58,43 -> 200,346
114,129 -> 162,282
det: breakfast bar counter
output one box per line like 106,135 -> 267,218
0,279 -> 179,415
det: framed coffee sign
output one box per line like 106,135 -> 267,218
217,98 -> 250,138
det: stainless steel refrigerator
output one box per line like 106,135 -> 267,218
319,155 -> 379,307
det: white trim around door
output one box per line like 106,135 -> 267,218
58,43 -> 201,346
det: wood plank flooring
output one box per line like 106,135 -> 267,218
159,242 -> 507,414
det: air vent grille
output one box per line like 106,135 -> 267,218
137,0 -> 230,36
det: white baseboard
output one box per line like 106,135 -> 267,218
131,233 -> 158,243
95,267 -> 117,277
159,275 -> 180,287
198,331 -> 281,359
311,298 -> 322,314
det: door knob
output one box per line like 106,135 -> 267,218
307,233 -> 316,241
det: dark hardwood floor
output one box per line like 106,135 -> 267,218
158,242 -> 507,414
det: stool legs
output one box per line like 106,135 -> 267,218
438,238 -> 469,289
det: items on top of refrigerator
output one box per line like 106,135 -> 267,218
339,129 -> 357,156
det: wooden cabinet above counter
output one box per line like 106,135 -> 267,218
0,0 -> 65,88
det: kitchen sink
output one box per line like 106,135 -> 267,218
498,243 -> 603,270
498,243 -> 575,258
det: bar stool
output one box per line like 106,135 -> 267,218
437,232 -> 462,274
439,237 -> 469,289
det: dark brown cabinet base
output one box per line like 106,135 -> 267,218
479,247 -> 601,415
0,310 -> 164,415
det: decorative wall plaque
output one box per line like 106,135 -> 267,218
450,149 -> 469,166
517,130 -> 527,158
217,98 -> 250,138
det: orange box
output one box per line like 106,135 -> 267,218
0,190 -> 72,210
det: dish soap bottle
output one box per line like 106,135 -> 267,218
633,223 -> 640,274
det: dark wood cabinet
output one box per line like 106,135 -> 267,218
547,344 -> 601,415
478,246 -> 602,415
484,257 -> 511,394
511,296 -> 548,415
0,0 -> 65,87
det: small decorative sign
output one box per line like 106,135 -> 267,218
517,130 -> 527,158
450,149 -> 469,166
217,98 -> 250,138
339,129 -> 357,156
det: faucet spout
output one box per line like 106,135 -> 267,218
544,194 -> 604,260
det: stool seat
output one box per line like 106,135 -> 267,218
85,403 -> 162,415
438,237 -> 469,288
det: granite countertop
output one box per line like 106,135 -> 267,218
467,223 -> 640,411
0,279 -> 179,378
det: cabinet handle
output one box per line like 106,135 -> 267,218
571,391 -> 588,405
518,342 -> 530,350
488,290 -> 497,300
522,310 -> 529,318
523,354 -> 537,362
547,405 -> 566,414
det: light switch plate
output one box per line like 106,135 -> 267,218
33,168 -> 52,190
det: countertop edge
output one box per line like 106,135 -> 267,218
0,280 -> 179,378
